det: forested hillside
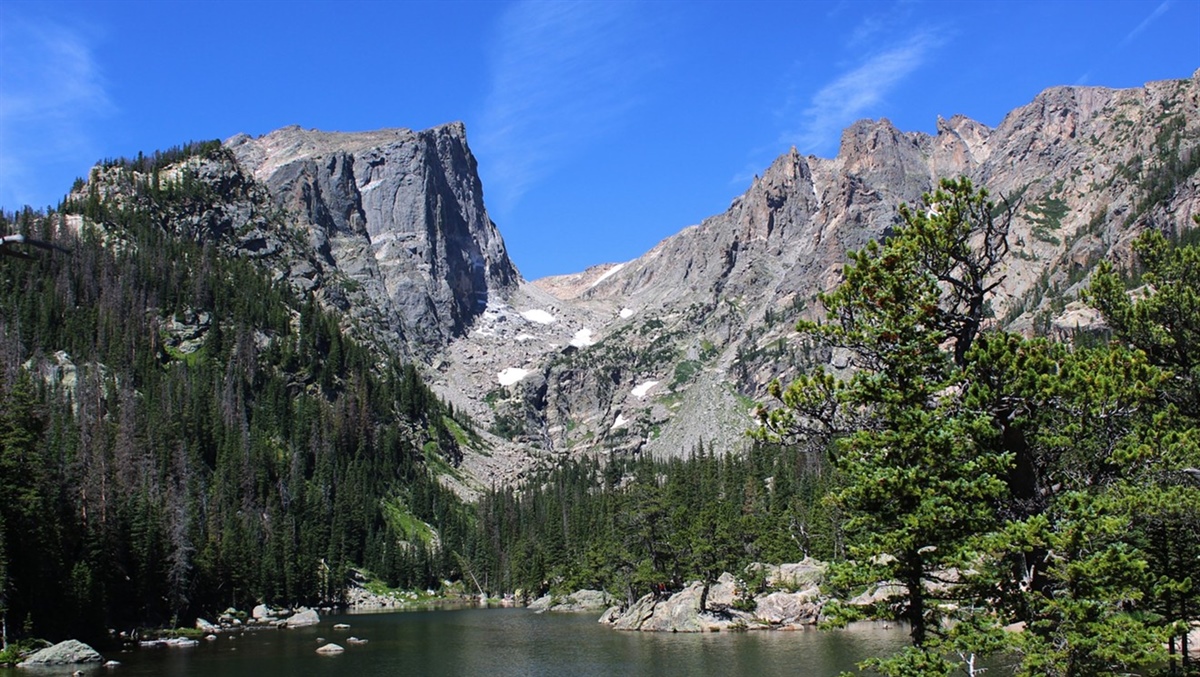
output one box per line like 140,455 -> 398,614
0,143 -> 478,643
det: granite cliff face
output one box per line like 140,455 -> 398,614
227,123 -> 519,351
74,122 -> 519,360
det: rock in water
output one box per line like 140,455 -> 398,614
20,639 -> 104,665
286,607 -> 320,627
315,643 -> 345,654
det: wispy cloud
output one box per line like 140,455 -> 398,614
0,14 -> 114,209
1120,0 -> 1171,47
784,29 -> 940,156
475,0 -> 653,214
1079,0 -> 1172,84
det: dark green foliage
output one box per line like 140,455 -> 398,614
0,193 -> 473,643
761,180 -> 1200,676
471,442 -> 841,603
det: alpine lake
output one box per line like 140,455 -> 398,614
5,607 -> 910,676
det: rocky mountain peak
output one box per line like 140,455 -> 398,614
228,121 -> 519,351
450,75 -> 1199,477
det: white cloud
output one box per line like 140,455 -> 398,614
475,0 -> 652,214
784,30 -> 940,157
0,16 -> 114,208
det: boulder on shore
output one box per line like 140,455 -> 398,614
252,603 -> 279,620
603,573 -> 748,632
747,559 -> 827,590
601,569 -> 826,632
753,588 -> 823,625
528,589 -> 614,613
19,639 -> 104,665
286,607 -> 320,628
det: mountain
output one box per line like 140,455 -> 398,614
71,122 -> 519,358
441,72 -> 1199,471
227,123 -> 519,352
64,73 -> 1200,490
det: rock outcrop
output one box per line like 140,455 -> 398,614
228,123 -> 519,351
18,639 -> 104,665
600,571 -> 824,632
528,589 -> 614,613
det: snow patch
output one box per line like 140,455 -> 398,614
619,308 -> 635,319
520,309 -> 556,325
515,334 -> 536,342
497,368 -> 530,386
570,329 -> 596,348
589,263 -> 626,288
611,414 -> 628,429
631,381 -> 658,399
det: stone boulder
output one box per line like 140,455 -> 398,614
748,558 -> 827,590
848,582 -> 906,608
529,589 -> 614,613
753,587 -> 823,626
603,574 -> 749,632
315,643 -> 344,654
19,639 -> 103,665
285,607 -> 321,628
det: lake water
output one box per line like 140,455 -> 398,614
6,608 -> 909,676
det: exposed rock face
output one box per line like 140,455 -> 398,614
748,558 -> 828,590
68,74 -> 1200,489
228,123 -> 519,350
19,639 -> 104,665
600,571 -> 824,632
454,73 -> 1200,466
753,588 -> 823,625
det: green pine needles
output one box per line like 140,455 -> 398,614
760,180 -> 1200,676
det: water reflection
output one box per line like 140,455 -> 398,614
5,608 -> 908,677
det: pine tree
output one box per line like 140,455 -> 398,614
759,180 -> 1013,667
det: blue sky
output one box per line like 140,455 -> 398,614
1,1 -> 1197,279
